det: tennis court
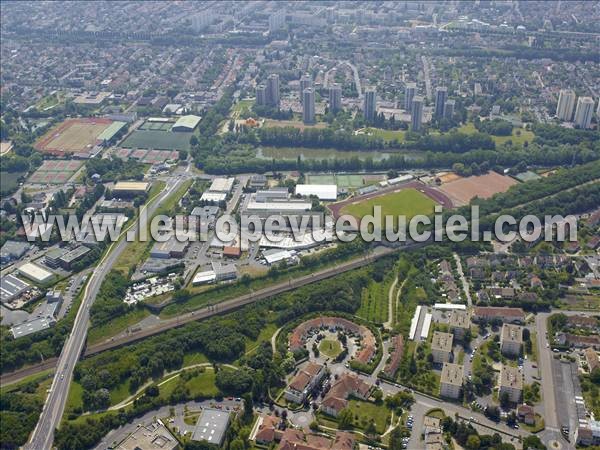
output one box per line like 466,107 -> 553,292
120,129 -> 192,151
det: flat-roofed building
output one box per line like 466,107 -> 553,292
116,421 -> 178,450
209,177 -> 235,193
431,331 -> 454,364
0,274 -> 30,303
17,262 -> 54,284
254,188 -> 289,203
212,262 -> 237,281
498,364 -> 523,403
500,323 -> 523,357
192,409 -> 230,445
150,236 -> 189,259
59,245 -> 91,270
113,181 -> 150,196
473,306 -> 525,324
11,316 -> 56,339
200,191 -> 227,203
0,240 -> 30,265
295,184 -> 338,201
284,362 -> 325,404
440,363 -> 463,399
172,114 -> 201,132
192,270 -> 216,286
448,310 -> 470,340
44,248 -> 67,269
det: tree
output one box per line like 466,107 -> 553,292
338,408 -> 353,429
230,439 -> 244,450
522,435 -> 546,450
242,393 -> 254,421
466,434 -> 481,450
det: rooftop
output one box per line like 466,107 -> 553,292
431,331 -> 454,353
440,362 -> 464,386
191,408 -> 230,444
448,310 -> 470,329
501,323 -> 524,344
499,364 -> 523,390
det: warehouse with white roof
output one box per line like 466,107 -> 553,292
17,262 -> 55,284
209,177 -> 235,193
295,184 -> 338,200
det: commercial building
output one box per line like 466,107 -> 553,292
209,177 -> 235,193
0,240 -> 30,265
266,74 -> 280,108
300,75 -> 313,102
247,174 -> 267,190
329,84 -> 342,112
263,249 -> 296,265
172,114 -> 201,132
404,82 -> 417,111
295,184 -> 337,201
113,181 -> 150,196
115,421 -> 178,450
150,236 -> 189,259
448,310 -> 470,340
363,88 -> 377,122
284,362 -> 325,403
254,187 -> 289,203
192,408 -> 230,445
500,323 -> 523,356
192,270 -> 217,286
440,363 -> 463,399
0,274 -> 30,303
11,316 -> 56,339
17,262 -> 54,284
435,87 -> 448,118
431,331 -> 453,364
574,96 -> 594,129
201,191 -> 227,203
212,261 -> 237,281
411,96 -> 424,131
498,364 -> 523,403
59,245 -> 91,270
302,88 -> 315,124
556,89 -> 576,121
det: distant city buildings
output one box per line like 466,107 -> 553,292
404,82 -> 416,111
266,74 -> 280,108
256,84 -> 267,106
302,88 -> 315,124
556,89 -> 576,121
444,99 -> 455,119
435,86 -> 448,118
300,75 -> 312,103
411,96 -> 424,131
329,84 -> 342,113
363,88 -> 376,122
268,10 -> 286,33
574,96 -> 594,129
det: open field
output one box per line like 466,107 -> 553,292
356,127 -> 406,142
264,119 -> 328,130
34,118 -> 113,156
0,170 -> 25,193
120,129 -> 192,151
339,188 -> 439,226
346,399 -> 390,434
28,160 -> 83,184
357,277 -> 392,324
230,99 -> 253,118
457,122 -> 535,146
319,339 -> 342,358
438,171 -> 519,205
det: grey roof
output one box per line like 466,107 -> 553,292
59,245 -> 91,264
192,408 -> 230,444
11,316 -> 56,338
0,240 -> 29,260
191,205 -> 220,217
1,274 -> 30,302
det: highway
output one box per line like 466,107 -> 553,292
24,177 -> 185,450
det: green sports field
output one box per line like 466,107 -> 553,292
340,188 -> 438,227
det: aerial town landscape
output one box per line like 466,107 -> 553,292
0,1 -> 599,450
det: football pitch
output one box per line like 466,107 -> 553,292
340,188 -> 438,225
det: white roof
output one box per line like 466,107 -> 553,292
388,174 -> 413,184
246,201 -> 311,212
201,192 -> 227,202
263,249 -> 294,264
209,177 -> 235,193
434,303 -> 467,310
420,313 -> 432,339
409,305 -> 422,341
192,270 -> 216,285
18,262 -> 54,282
295,184 -> 338,200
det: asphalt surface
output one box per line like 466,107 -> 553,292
25,177 -> 185,450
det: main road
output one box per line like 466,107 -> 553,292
25,176 -> 186,450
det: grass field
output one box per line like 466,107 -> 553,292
347,399 -> 390,434
120,129 -> 192,151
357,278 -> 390,324
357,127 -> 406,142
230,99 -> 253,118
457,122 -> 535,146
319,339 -> 342,358
340,188 -> 438,227
264,119 -> 328,130
0,170 -> 25,194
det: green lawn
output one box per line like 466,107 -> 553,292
319,339 -> 342,358
347,399 -> 391,434
357,276 -> 391,324
87,308 -> 150,345
359,127 -> 406,142
245,322 -> 278,354
457,122 -> 534,146
341,188 -> 437,228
